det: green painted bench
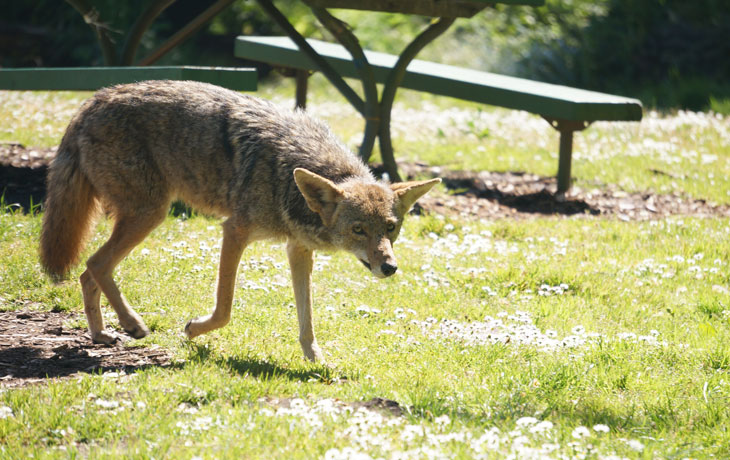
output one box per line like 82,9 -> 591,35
235,36 -> 642,192
0,66 -> 257,92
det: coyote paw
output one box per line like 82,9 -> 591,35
302,342 -> 325,363
183,318 -> 197,339
91,330 -> 119,345
124,324 -> 150,340
184,314 -> 225,339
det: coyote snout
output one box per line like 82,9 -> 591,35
39,80 -> 440,363
361,259 -> 398,278
358,236 -> 398,278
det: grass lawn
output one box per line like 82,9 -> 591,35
1,82 -> 729,458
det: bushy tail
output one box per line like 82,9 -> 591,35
39,138 -> 98,281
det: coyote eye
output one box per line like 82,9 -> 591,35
352,225 -> 365,235
386,223 -> 396,232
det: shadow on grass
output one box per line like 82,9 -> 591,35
441,172 -> 600,217
181,341 -> 345,384
0,344 -> 172,383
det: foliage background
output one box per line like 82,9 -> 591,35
1,0 -> 729,111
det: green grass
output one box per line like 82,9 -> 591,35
0,91 -> 90,147
1,84 -> 730,458
1,209 -> 729,458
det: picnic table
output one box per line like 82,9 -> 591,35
240,0 -> 642,192
235,36 -> 642,192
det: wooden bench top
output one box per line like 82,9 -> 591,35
234,36 -> 642,122
0,66 -> 257,91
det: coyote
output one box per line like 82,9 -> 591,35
39,80 -> 439,362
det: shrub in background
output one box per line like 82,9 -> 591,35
512,0 -> 730,111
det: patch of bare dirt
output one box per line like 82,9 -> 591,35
0,309 -> 172,388
354,397 -> 405,416
396,162 -> 730,221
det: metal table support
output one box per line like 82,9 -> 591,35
256,0 -> 459,182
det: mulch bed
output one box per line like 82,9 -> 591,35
2,143 -> 729,388
395,162 -> 730,221
0,308 -> 172,388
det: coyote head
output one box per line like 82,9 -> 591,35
294,168 -> 440,278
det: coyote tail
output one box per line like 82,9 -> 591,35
39,136 -> 98,281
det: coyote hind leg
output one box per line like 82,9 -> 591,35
80,268 -> 116,343
185,219 -> 248,338
85,210 -> 166,343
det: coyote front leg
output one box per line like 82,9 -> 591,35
185,219 -> 248,338
287,241 -> 324,362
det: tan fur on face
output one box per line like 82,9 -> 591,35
332,182 -> 400,278
342,182 -> 395,217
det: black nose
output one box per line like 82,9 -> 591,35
381,262 -> 397,277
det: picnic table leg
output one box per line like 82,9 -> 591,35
295,69 -> 309,109
557,129 -> 574,193
543,118 -> 590,193
378,17 -> 455,182
139,0 -> 237,65
256,0 -> 365,115
310,7 -> 380,166
257,0 -> 454,183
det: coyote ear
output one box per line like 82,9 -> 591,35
293,168 -> 345,225
391,178 -> 441,215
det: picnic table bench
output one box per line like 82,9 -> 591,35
235,35 -> 642,192
0,66 -> 257,91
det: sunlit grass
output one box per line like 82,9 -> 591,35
1,80 -> 730,457
0,91 -> 89,147
1,211 -> 729,458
